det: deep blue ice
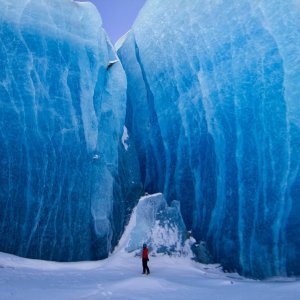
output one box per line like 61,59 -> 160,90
0,0 -> 139,261
117,0 -> 300,278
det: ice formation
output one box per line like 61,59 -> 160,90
117,0 -> 300,278
126,193 -> 188,256
0,0 -> 141,261
0,0 -> 299,279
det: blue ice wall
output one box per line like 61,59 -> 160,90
0,0 -> 132,261
118,0 -> 300,278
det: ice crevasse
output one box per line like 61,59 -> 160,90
117,0 -> 300,278
0,0 -> 141,261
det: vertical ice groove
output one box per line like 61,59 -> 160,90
79,51 -> 99,152
0,131 -> 12,228
132,33 -> 166,190
198,64 -> 226,251
248,55 -> 264,274
20,31 -> 48,252
253,0 -> 295,275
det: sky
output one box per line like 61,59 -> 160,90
78,0 -> 146,43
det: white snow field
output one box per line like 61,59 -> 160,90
0,251 -> 299,300
0,199 -> 299,300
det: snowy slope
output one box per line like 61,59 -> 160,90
0,202 -> 299,300
1,249 -> 299,300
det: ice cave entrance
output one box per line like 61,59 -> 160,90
77,0 -> 146,43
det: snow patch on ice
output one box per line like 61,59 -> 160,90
122,126 -> 129,151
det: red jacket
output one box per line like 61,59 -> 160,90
142,248 -> 149,259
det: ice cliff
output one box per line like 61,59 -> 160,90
0,0 -> 299,279
0,0 -> 142,261
117,0 -> 300,278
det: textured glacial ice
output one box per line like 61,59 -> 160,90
126,193 -> 188,256
118,0 -> 300,278
0,0 -> 134,261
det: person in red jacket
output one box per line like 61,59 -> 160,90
142,243 -> 150,275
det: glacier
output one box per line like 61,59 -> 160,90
117,0 -> 300,278
0,0 -> 142,261
0,0 -> 299,280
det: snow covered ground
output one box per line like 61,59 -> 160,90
0,250 -> 299,300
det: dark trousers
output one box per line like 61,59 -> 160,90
142,258 -> 150,274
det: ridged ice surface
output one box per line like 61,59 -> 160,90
126,193 -> 187,255
118,0 -> 300,278
0,0 -> 128,261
